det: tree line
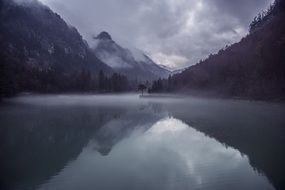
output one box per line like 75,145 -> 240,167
250,0 -> 284,33
0,64 -> 130,99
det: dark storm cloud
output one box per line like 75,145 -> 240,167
39,0 -> 272,69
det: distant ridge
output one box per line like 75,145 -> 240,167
92,31 -> 170,81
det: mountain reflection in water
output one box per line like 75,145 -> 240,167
38,118 -> 273,190
0,94 -> 284,190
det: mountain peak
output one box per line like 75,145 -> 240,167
95,31 -> 112,40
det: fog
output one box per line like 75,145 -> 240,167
6,94 -> 184,107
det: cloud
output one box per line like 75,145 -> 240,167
39,0 -> 272,69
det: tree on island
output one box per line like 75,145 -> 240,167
138,84 -> 147,96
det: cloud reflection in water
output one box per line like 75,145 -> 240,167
38,117 -> 274,190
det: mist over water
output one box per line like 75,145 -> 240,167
0,94 -> 284,190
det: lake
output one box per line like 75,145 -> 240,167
0,94 -> 284,190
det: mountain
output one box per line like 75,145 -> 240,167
92,31 -> 170,81
0,0 -> 112,97
158,64 -> 185,76
150,0 -> 285,100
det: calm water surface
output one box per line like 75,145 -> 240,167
0,94 -> 284,190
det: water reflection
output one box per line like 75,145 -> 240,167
37,118 -> 273,190
0,94 -> 284,190
0,95 -> 166,190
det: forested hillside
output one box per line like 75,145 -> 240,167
0,0 -> 120,97
150,0 -> 285,100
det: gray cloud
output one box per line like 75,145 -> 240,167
39,0 -> 272,69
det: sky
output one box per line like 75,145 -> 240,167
39,0 -> 272,70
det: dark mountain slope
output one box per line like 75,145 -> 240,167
0,0 -> 112,97
152,1 -> 285,100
